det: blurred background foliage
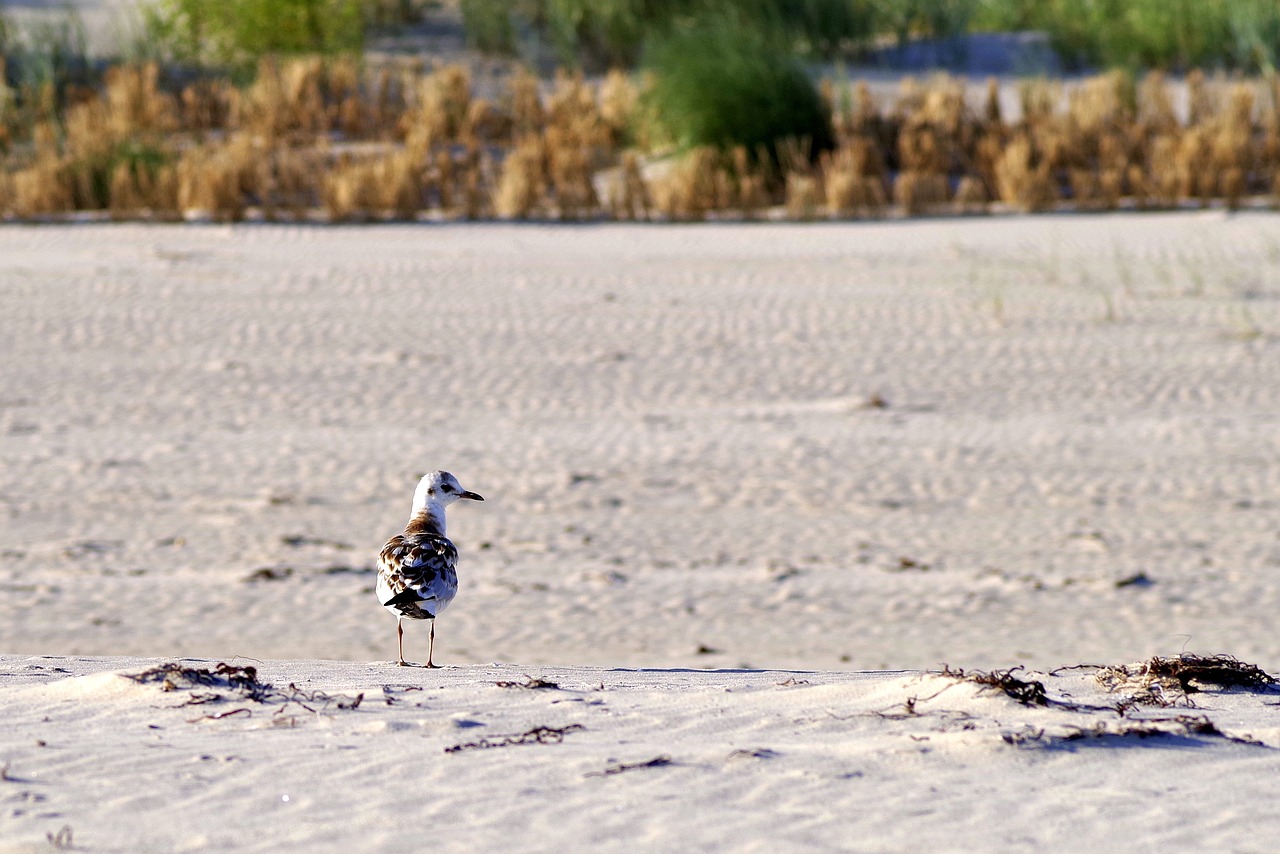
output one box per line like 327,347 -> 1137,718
458,0 -> 1280,74
2,0 -> 1280,222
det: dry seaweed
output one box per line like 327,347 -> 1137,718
445,724 -> 585,754
128,661 -> 259,693
1097,654 -> 1277,705
494,677 -> 561,690
282,683 -> 365,712
941,665 -> 1049,706
126,662 -> 364,716
381,684 -> 423,705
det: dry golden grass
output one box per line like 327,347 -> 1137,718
995,135 -> 1057,212
4,62 -> 1280,223
651,148 -> 723,222
894,171 -> 949,215
509,67 -> 544,139
10,161 -> 74,218
606,150 -> 650,221
730,148 -> 769,220
785,173 -> 821,220
495,135 -> 546,220
323,154 -> 377,222
952,175 -> 988,213
108,161 -> 179,220
401,63 -> 472,150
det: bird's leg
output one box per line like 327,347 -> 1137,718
425,620 -> 439,669
396,618 -> 408,666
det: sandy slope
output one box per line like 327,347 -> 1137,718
2,654 -> 1280,852
3,214 -> 1280,673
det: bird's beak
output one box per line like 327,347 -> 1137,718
460,491 -> 484,501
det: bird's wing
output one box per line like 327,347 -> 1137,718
377,533 -> 458,608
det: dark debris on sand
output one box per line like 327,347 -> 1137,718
1013,715 -> 1269,749
941,665 -> 1050,707
494,676 -> 561,690
125,662 -> 364,716
445,724 -> 585,754
1097,654 -> 1277,706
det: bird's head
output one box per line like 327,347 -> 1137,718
413,471 -> 484,511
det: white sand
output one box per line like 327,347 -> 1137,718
3,213 -> 1280,848
2,654 -> 1280,851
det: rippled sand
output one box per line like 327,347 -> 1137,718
3,213 -> 1280,671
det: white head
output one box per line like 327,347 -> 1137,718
411,471 -> 484,515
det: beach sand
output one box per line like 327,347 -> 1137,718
2,654 -> 1280,851
3,213 -> 1280,848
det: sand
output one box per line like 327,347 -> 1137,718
3,212 -> 1280,849
3,654 -> 1280,852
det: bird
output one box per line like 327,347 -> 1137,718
376,471 -> 484,667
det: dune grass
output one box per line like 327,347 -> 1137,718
3,52 -> 1280,224
4,2 -> 1280,222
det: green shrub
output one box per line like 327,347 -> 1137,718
143,0 -> 365,69
642,12 -> 833,162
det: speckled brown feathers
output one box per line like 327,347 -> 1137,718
376,528 -> 459,621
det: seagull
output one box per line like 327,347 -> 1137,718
376,471 -> 484,667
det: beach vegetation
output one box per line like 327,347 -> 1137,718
5,0 -> 1280,222
3,57 -> 1280,222
640,12 -> 833,162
